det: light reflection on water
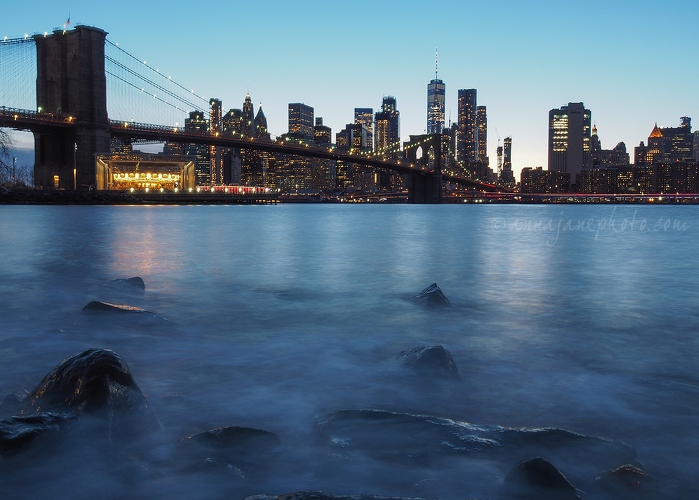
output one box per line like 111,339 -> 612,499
1,203 -> 698,498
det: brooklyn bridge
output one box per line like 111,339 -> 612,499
0,25 -> 502,203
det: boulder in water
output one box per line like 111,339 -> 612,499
397,345 -> 459,379
244,493 -> 429,500
596,464 -> 660,498
19,348 -> 160,443
504,457 -> 581,499
178,426 -> 281,476
82,300 -> 149,314
411,283 -> 451,307
0,412 -> 78,456
105,276 -> 146,291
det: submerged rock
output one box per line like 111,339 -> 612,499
504,457 -> 581,499
411,283 -> 451,307
397,345 -> 459,379
244,493 -> 429,500
82,300 -> 150,314
19,348 -> 160,443
105,276 -> 146,291
178,426 -> 281,476
596,464 -> 660,498
0,412 -> 78,456
316,409 -> 635,495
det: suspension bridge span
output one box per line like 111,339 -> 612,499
0,25 -> 502,202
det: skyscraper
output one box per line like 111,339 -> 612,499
288,103 -> 314,141
184,110 -> 210,186
242,93 -> 255,137
354,108 -> 374,151
427,49 -> 445,134
457,89 -> 478,163
477,105 -> 488,164
375,96 -> 400,156
499,136 -> 515,187
209,98 -> 223,185
548,102 -> 592,185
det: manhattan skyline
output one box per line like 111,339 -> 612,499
3,0 -> 698,180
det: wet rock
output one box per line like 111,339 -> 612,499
398,345 -> 459,379
504,457 -> 581,499
0,412 -> 77,456
244,493 -> 429,500
82,300 -> 150,314
412,283 -> 451,307
0,393 -> 25,417
596,464 -> 660,498
315,409 -> 635,493
19,348 -> 160,443
105,276 -> 146,291
178,426 -> 280,476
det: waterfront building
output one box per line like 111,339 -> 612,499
695,131 -> 699,161
520,166 -> 570,194
548,102 -> 592,187
590,124 -> 630,167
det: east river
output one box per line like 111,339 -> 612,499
1,204 -> 697,498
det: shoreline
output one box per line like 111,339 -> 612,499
2,188 -> 699,205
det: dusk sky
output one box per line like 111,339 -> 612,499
3,0 -> 698,179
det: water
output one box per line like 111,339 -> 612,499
1,203 -> 698,498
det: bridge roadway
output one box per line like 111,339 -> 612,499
1,107 -> 500,193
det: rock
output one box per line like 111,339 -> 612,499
596,464 -> 660,498
397,345 -> 459,378
412,283 -> 451,307
315,409 -> 635,494
178,426 -> 280,476
82,300 -> 149,314
19,348 -> 160,443
0,412 -> 77,456
105,276 -> 146,291
244,493 -> 429,500
504,457 -> 581,499
0,392 -> 25,417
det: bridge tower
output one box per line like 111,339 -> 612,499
33,26 -> 110,189
403,133 -> 444,203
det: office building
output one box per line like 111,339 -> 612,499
314,117 -> 332,145
375,96 -> 400,156
548,102 -> 592,186
458,89 -> 478,163
288,103 -> 314,141
209,98 -> 223,185
354,108 -> 374,151
184,110 -> 210,185
477,106 -> 488,164
499,136 -> 515,187
427,50 -> 445,134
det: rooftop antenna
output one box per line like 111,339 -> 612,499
435,47 -> 439,80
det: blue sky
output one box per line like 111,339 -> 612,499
3,0 -> 698,179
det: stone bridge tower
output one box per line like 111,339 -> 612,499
404,133 -> 444,203
33,26 -> 110,189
